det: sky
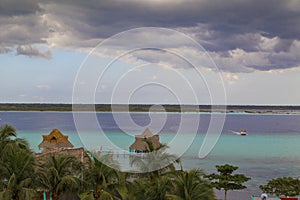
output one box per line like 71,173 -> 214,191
1,0 -> 300,105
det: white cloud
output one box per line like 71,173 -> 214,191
16,45 -> 51,59
258,36 -> 279,51
36,85 -> 51,90
222,72 -> 239,85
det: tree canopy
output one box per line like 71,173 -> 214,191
206,164 -> 250,200
260,177 -> 300,197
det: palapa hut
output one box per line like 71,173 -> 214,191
129,128 -> 162,152
38,128 -> 74,153
36,129 -> 90,165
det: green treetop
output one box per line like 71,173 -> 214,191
206,164 -> 250,200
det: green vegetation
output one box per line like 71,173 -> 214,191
206,164 -> 251,200
168,169 -> 216,200
0,124 -> 254,200
0,103 -> 199,112
0,124 -> 218,200
36,155 -> 84,200
0,125 -> 37,200
1,103 -> 300,113
260,177 -> 300,197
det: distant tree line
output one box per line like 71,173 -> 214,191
1,103 -> 300,112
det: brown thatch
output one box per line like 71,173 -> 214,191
129,128 -> 162,152
38,128 -> 74,153
136,128 -> 155,138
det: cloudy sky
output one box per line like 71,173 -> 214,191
1,0 -> 300,105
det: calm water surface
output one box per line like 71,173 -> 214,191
1,111 -> 300,200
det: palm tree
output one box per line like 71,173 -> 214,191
144,175 -> 172,200
0,124 -> 29,159
108,171 -> 133,200
130,147 -> 179,179
0,124 -> 17,146
0,124 -> 37,200
168,169 -> 216,200
36,154 -> 83,200
0,145 -> 37,200
123,176 -> 166,200
87,154 -> 119,199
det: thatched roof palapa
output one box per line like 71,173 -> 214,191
135,128 -> 155,138
129,128 -> 162,152
38,128 -> 74,152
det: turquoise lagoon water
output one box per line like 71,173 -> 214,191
2,111 -> 300,199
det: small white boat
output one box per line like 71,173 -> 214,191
230,129 -> 248,136
240,128 -> 247,136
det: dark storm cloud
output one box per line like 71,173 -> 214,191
1,0 -> 300,70
0,14 -> 48,45
44,0 -> 300,41
0,0 -> 48,57
0,0 -> 41,16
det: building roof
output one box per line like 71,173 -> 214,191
129,128 -> 161,151
135,128 -> 154,138
38,128 -> 74,151
129,139 -> 149,151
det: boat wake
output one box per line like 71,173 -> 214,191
230,130 -> 241,135
229,130 -> 248,136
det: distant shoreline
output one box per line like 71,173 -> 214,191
1,103 -> 300,114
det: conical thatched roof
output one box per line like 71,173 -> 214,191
129,128 -> 161,152
38,128 -> 74,152
136,128 -> 154,138
129,138 -> 149,151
